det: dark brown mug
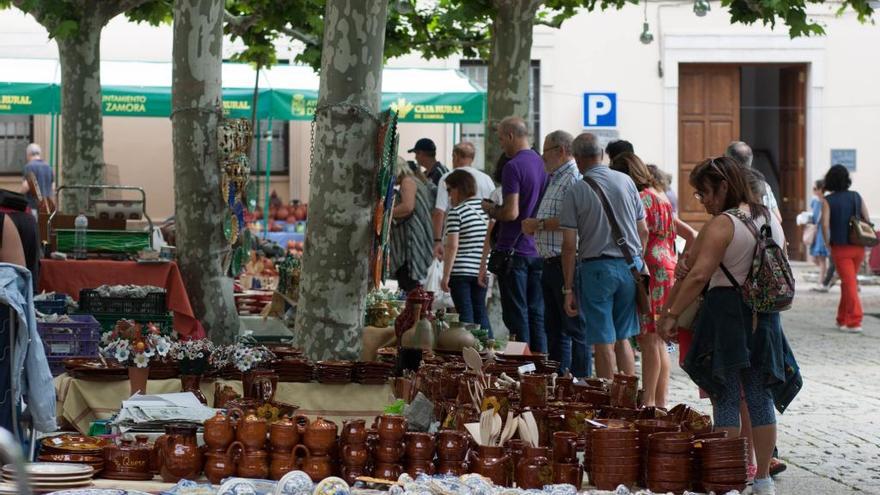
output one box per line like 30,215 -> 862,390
342,419 -> 367,445
552,462 -> 582,486
404,432 -> 435,461
376,415 -> 407,443
516,446 -> 552,490
373,462 -> 402,481
520,374 -> 549,408
471,445 -> 510,487
340,465 -> 366,485
405,459 -> 435,477
552,431 -> 578,463
374,441 -> 404,463
341,443 -> 369,467
437,430 -> 468,461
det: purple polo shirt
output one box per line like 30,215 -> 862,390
496,149 -> 547,257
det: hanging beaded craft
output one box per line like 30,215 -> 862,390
218,119 -> 253,245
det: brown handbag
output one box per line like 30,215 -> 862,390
583,177 -> 651,318
848,193 -> 878,247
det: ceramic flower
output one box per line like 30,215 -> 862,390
115,347 -> 130,363
133,353 -> 149,368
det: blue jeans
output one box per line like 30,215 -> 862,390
542,258 -> 591,377
578,257 -> 643,345
449,275 -> 491,334
499,255 -> 547,353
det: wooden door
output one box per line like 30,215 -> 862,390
678,65 -> 741,229
779,65 -> 808,260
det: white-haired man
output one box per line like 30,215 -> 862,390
20,143 -> 54,212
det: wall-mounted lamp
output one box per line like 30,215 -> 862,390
640,22 -> 654,44
693,0 -> 711,17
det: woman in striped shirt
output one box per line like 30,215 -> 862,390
441,170 -> 491,331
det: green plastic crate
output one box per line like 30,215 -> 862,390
56,229 -> 150,254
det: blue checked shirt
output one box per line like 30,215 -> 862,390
535,160 -> 581,258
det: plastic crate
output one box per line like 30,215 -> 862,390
37,315 -> 101,376
90,312 -> 174,335
34,294 -> 68,315
79,289 -> 167,316
56,229 -> 150,254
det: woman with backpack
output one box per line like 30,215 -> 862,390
821,164 -> 873,333
657,157 -> 800,495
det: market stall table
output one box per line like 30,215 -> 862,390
54,375 -> 395,434
38,259 -> 205,338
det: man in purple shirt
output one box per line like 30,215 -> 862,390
481,116 -> 548,352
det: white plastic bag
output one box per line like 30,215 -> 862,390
424,259 -> 455,309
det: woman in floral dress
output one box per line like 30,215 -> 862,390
611,154 -> 695,407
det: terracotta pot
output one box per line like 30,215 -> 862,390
341,419 -> 366,445
404,432 -> 435,461
471,445 -> 510,487
552,431 -> 578,464
610,373 -> 639,409
238,449 -> 269,479
520,374 -> 549,408
516,446 -> 552,489
552,462 -> 582,486
204,442 -> 241,485
376,414 -> 407,443
373,462 -> 402,481
374,441 -> 404,463
180,375 -> 207,404
204,411 -> 235,452
406,459 -> 435,477
303,416 -> 338,456
437,430 -> 468,461
436,460 -> 468,476
157,423 -> 203,483
235,409 -> 269,451
128,366 -> 150,396
341,443 -> 369,467
269,415 -> 302,453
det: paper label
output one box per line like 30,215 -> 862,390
518,363 -> 537,374
51,343 -> 72,354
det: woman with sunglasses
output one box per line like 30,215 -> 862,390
658,157 -> 796,495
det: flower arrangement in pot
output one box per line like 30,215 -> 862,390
171,339 -> 215,404
100,320 -> 174,396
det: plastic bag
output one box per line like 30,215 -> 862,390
424,259 -> 455,309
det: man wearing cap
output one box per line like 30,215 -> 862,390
409,138 -> 448,187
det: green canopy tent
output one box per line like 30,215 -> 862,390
0,57 -> 486,227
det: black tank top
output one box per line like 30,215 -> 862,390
0,211 -> 41,292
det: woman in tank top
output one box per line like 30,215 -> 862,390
656,157 -> 797,495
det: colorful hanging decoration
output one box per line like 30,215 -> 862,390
218,118 -> 253,246
370,109 -> 399,289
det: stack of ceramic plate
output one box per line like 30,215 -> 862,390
315,361 -> 354,384
63,358 -> 127,382
353,361 -> 394,384
274,358 -> 314,382
2,463 -> 94,491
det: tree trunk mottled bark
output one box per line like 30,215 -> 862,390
58,21 -> 105,212
483,0 -> 541,174
172,0 -> 239,344
293,0 -> 388,361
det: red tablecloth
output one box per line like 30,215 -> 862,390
38,259 -> 206,338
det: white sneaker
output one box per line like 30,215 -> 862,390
751,478 -> 777,495
848,326 -> 863,333
811,284 -> 830,293
838,325 -> 850,332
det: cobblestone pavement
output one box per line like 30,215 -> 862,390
664,263 -> 880,494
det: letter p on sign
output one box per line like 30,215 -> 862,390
583,93 -> 616,127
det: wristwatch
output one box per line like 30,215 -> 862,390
561,287 -> 572,295
538,219 -> 545,231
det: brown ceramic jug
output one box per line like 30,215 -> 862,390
520,374 -> 549,408
376,414 -> 406,443
204,411 -> 235,452
238,449 -> 269,479
436,459 -> 468,476
297,445 -> 332,482
373,462 -> 402,481
552,462 -> 582,486
516,446 -> 553,490
374,441 -> 404,463
437,430 -> 468,461
341,443 -> 369,467
471,445 -> 510,487
552,431 -> 578,464
341,419 -> 366,445
157,423 -> 203,483
270,415 -> 305,453
405,459 -> 435,477
269,444 -> 300,481
235,409 -> 269,452
340,465 -> 365,485
303,416 -> 338,456
404,432 -> 435,461
204,441 -> 242,485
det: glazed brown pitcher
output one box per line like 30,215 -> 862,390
156,423 -> 203,483
204,441 -> 242,485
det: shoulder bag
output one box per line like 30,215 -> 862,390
848,192 -> 878,247
583,177 -> 652,318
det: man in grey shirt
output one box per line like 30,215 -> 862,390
559,133 -> 648,379
725,141 -> 782,222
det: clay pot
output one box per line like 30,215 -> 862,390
270,415 -> 304,454
520,374 -> 549,408
435,318 -> 477,352
471,445 -> 510,487
238,449 -> 269,479
235,409 -> 269,451
373,462 -> 402,481
102,438 -> 152,479
516,446 -> 552,490
404,432 -> 435,461
180,375 -> 207,404
303,417 -> 338,456
610,373 -> 639,409
269,447 -> 300,481
341,443 -> 369,467
204,411 -> 235,452
437,430 -> 468,461
552,462 -> 582,486
302,452 -> 332,482
204,442 -> 242,485
436,460 -> 468,476
374,441 -> 404,463
376,415 -> 406,443
157,423 -> 203,483
341,419 -> 366,445
552,431 -> 578,464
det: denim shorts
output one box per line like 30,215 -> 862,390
577,257 -> 641,345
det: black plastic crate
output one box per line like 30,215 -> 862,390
79,289 -> 167,316
34,294 -> 68,315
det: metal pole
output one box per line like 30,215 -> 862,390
263,119 -> 273,236
49,112 -> 56,178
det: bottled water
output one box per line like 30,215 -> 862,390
74,213 -> 88,259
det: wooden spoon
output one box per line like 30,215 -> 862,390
463,347 -> 484,375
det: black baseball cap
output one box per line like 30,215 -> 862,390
408,138 -> 437,153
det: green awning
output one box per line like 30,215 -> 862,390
0,58 -> 486,123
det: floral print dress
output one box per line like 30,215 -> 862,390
641,189 -> 677,333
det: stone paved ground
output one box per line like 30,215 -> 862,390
663,262 -> 880,494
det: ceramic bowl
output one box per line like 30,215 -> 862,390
312,476 -> 350,495
218,479 -> 257,495
273,470 -> 313,495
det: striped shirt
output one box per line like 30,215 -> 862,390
445,198 -> 489,276
535,160 -> 581,258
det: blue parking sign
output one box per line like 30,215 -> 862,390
583,93 -> 616,127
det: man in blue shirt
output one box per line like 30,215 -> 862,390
20,143 -> 54,212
